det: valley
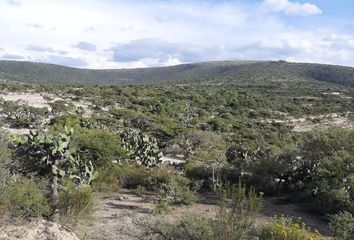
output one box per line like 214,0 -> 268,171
0,61 -> 353,240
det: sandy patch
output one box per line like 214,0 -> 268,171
264,112 -> 353,132
0,92 -> 51,109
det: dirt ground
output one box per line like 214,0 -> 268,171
0,219 -> 79,240
71,192 -> 332,240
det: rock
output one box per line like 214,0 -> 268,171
0,219 -> 79,240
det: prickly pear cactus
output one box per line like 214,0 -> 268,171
67,156 -> 98,185
120,128 -> 163,168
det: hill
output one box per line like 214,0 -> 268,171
0,60 -> 354,86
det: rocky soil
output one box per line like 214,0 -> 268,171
0,219 -> 79,240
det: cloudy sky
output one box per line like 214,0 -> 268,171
0,0 -> 354,68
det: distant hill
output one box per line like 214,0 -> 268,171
0,60 -> 354,87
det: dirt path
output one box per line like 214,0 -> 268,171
73,194 -> 155,240
73,193 -> 332,240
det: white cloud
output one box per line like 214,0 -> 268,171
261,0 -> 322,16
1,0 -> 353,68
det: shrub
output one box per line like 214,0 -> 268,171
329,211 -> 354,240
0,131 -> 12,190
175,185 -> 197,205
75,128 -> 127,168
259,216 -> 324,240
150,214 -> 215,240
149,184 -> 262,240
153,200 -> 171,215
0,177 -> 50,218
49,100 -> 75,115
215,184 -> 263,240
295,128 -> 354,214
57,183 -> 94,220
158,182 -> 196,206
92,167 -> 120,193
116,163 -> 149,189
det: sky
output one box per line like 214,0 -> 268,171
0,0 -> 354,69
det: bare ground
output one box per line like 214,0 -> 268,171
0,219 -> 79,240
72,192 -> 332,240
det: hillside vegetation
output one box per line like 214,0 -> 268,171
1,60 -> 354,86
0,60 -> 353,239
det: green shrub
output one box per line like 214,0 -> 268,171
75,129 -> 127,168
314,188 -> 353,215
149,184 -> 262,240
215,184 -> 263,240
175,185 -> 197,205
294,128 -> 354,214
0,131 -> 12,190
49,100 -> 75,115
0,177 -> 50,218
157,176 -> 196,206
135,185 -> 147,196
150,214 -> 215,240
329,211 -> 354,240
92,167 -> 120,193
259,216 -> 324,240
117,164 -> 149,188
153,200 -> 171,215
57,184 -> 94,219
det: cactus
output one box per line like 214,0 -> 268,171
12,126 -> 96,220
120,128 -> 163,168
2,101 -> 49,128
67,156 -> 98,185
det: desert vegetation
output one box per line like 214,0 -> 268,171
0,61 -> 353,239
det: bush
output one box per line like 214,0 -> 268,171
57,183 -> 94,220
113,163 -> 191,193
116,163 -> 149,189
92,167 -> 120,193
0,177 -> 50,218
215,184 -> 263,240
150,214 -> 215,240
0,131 -> 12,190
49,100 -> 75,115
267,128 -> 354,215
75,129 -> 127,168
329,211 -> 354,240
158,181 -> 196,206
149,184 -> 262,240
314,188 -> 353,215
153,200 -> 171,215
259,216 -> 324,240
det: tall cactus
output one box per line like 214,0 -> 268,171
12,126 -> 97,220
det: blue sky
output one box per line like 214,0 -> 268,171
0,0 -> 354,68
